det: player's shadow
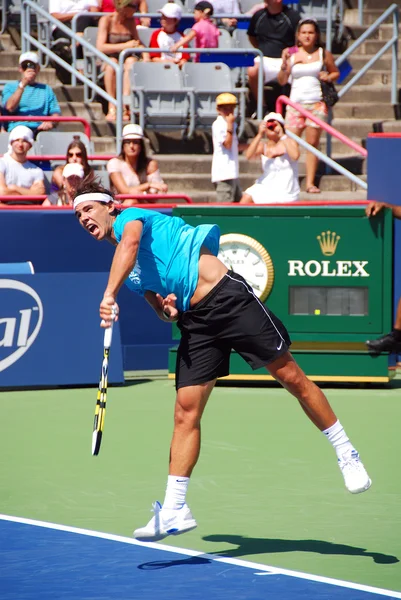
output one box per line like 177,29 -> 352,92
138,556 -> 212,570
202,535 -> 399,565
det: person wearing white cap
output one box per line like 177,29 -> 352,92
73,178 -> 372,543
0,126 -> 45,202
149,3 -> 189,66
2,52 -> 61,134
107,124 -> 167,204
240,111 -> 300,204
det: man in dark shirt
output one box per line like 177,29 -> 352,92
247,0 -> 300,104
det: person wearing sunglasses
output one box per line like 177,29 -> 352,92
51,140 -> 95,196
2,52 -> 61,134
96,0 -> 149,122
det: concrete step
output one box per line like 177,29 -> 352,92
345,55 -> 396,71
342,69 -> 401,87
375,120 -> 401,133
0,34 -> 15,51
344,9 -> 394,26
334,102 -> 395,119
352,39 -> 399,56
336,84 -> 395,103
345,23 -> 400,42
58,102 -> 104,120
0,67 -> 60,86
331,118 -> 378,138
163,172 -> 366,193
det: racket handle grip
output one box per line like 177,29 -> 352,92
103,323 -> 113,349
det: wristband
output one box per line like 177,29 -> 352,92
18,82 -> 24,90
227,130 -> 233,134
162,310 -> 170,320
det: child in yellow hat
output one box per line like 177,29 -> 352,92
211,93 -> 242,203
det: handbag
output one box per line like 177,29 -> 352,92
320,79 -> 339,108
320,49 -> 339,107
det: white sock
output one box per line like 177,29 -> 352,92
162,475 -> 189,510
323,420 -> 354,458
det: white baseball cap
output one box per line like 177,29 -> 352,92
9,125 -> 34,146
19,51 -> 39,65
122,123 -> 144,140
159,2 -> 182,19
63,163 -> 85,179
263,112 -> 285,126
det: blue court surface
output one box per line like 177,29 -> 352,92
1,515 -> 400,600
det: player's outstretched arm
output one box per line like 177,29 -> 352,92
100,220 -> 143,323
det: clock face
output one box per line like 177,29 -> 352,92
218,234 -> 274,302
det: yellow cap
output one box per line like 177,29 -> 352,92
216,93 -> 238,106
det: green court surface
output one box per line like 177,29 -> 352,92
1,380 -> 401,592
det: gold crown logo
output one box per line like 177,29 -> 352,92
317,230 -> 340,256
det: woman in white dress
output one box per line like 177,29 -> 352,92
240,112 -> 300,204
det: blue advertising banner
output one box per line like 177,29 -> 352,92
0,273 -> 124,387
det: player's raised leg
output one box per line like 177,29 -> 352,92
134,379 -> 216,541
267,352 -> 371,494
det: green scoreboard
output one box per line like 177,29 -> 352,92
170,205 -> 394,383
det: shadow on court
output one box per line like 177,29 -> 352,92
138,556 -> 212,570
201,535 -> 399,565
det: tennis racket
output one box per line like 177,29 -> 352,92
92,314 -> 115,456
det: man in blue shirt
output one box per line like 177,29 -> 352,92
74,182 -> 372,542
2,52 -> 61,134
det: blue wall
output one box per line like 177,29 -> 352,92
0,209 -> 174,371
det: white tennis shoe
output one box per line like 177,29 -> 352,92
338,450 -> 372,494
133,501 -> 197,542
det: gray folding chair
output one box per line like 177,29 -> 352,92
181,62 -> 247,137
233,28 -> 253,50
145,0 -> 166,11
130,62 -> 194,136
35,131 -> 94,157
218,28 -> 234,49
137,27 -> 159,49
0,132 -> 10,154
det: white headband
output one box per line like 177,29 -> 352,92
73,192 -> 114,209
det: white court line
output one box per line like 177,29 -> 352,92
0,514 -> 400,599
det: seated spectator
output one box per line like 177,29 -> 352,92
210,0 -> 240,34
278,18 -> 339,193
49,0 -> 99,40
247,0 -> 300,109
2,52 -> 61,134
149,3 -> 188,67
96,0 -> 151,27
51,139 -> 95,196
107,123 -> 168,204
170,1 -> 219,61
0,126 -> 45,203
240,112 -> 299,204
97,0 -> 148,122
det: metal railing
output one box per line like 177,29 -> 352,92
0,116 -> 92,138
335,3 -> 399,105
21,0 -> 124,139
276,95 -> 367,190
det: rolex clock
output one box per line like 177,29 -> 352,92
218,233 -> 274,302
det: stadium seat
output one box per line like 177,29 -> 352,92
35,131 -> 94,156
233,28 -> 253,50
181,62 -> 247,137
129,62 -> 193,136
145,0 -> 166,12
218,28 -> 234,49
137,27 -> 159,48
0,132 -> 10,154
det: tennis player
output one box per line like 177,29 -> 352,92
74,182 -> 371,542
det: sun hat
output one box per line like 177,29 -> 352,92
159,2 -> 182,19
263,112 -> 285,126
216,93 -> 238,106
122,123 -> 144,140
63,163 -> 85,179
194,1 -> 214,15
19,51 -> 39,65
8,125 -> 34,146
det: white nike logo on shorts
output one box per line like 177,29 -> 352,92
277,340 -> 283,351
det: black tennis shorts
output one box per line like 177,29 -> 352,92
175,270 -> 291,389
